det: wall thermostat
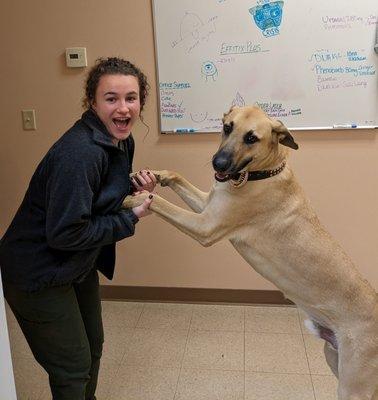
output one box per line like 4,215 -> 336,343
65,47 -> 87,68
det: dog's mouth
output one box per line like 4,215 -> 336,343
214,172 -> 231,182
214,157 -> 253,182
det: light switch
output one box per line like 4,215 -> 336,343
22,109 -> 37,130
65,47 -> 87,68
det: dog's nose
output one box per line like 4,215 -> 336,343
212,152 -> 232,172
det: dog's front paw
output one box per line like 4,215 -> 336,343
151,170 -> 177,187
122,192 -> 149,209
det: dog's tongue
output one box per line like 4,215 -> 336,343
215,172 -> 229,182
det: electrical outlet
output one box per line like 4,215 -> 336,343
22,109 -> 37,130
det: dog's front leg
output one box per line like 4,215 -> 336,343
151,170 -> 209,213
123,192 -> 231,247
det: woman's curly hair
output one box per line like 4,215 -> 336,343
83,57 -> 149,112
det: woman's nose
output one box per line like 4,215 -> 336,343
118,101 -> 129,113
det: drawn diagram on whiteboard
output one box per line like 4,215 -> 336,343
249,1 -> 284,37
190,111 -> 209,123
201,61 -> 218,81
232,92 -> 246,107
171,12 -> 217,53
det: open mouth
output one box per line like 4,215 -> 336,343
113,117 -> 131,131
214,157 -> 253,182
214,172 -> 230,182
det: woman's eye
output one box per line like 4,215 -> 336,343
244,131 -> 259,144
106,98 -> 116,103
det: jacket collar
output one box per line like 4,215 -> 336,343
81,109 -> 119,149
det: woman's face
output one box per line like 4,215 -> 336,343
92,74 -> 141,144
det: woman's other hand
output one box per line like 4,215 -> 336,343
131,170 -> 157,193
131,192 -> 153,218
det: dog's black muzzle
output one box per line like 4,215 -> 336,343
212,150 -> 232,173
212,151 -> 253,182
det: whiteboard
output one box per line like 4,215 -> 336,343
152,0 -> 378,132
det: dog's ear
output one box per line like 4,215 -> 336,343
223,105 -> 238,119
272,120 -> 299,150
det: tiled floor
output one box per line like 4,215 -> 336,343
5,301 -> 338,400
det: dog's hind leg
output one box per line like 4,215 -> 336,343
151,170 -> 209,212
336,342 -> 378,400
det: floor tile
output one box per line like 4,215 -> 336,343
303,335 -> 333,375
245,305 -> 301,334
108,366 -> 179,400
311,374 -> 338,400
8,324 -> 34,360
183,330 -> 244,370
191,304 -> 244,331
245,372 -> 315,400
122,328 -> 188,367
175,368 -> 244,400
137,302 -> 193,330
38,387 -> 51,400
12,357 -> 48,400
102,325 -> 135,362
5,301 -> 18,329
8,302 -> 328,399
101,300 -> 144,329
245,332 -> 309,374
297,308 -> 309,332
96,357 -> 121,400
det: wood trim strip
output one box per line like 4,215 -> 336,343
100,285 -> 293,305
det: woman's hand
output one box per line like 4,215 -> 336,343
131,192 -> 154,219
131,170 -> 157,193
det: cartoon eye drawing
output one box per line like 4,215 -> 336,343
201,61 -> 218,81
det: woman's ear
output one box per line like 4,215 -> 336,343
272,119 -> 299,150
90,100 -> 96,111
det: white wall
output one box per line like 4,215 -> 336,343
0,273 -> 17,400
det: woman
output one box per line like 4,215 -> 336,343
0,57 -> 155,399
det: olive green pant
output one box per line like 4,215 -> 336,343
3,269 -> 103,400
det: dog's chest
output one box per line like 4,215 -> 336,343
229,235 -> 286,284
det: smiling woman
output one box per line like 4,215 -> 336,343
92,74 -> 141,144
0,57 -> 157,400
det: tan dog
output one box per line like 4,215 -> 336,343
124,105 -> 378,400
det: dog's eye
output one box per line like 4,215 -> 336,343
244,131 -> 259,145
223,121 -> 233,135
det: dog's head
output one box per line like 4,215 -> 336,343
212,105 -> 298,181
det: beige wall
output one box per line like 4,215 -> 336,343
0,0 -> 377,291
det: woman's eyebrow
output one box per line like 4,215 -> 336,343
104,91 -> 138,96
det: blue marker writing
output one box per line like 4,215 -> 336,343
333,124 -> 357,129
173,128 -> 197,133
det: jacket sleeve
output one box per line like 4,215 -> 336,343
126,134 -> 137,193
126,134 -> 135,172
45,145 -> 137,251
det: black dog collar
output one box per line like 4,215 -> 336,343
215,161 -> 286,188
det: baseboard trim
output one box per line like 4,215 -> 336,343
99,286 -> 293,305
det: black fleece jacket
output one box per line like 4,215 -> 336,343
0,109 -> 138,292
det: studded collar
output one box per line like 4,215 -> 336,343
215,161 -> 286,188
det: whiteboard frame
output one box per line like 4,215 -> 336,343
151,0 -> 378,134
